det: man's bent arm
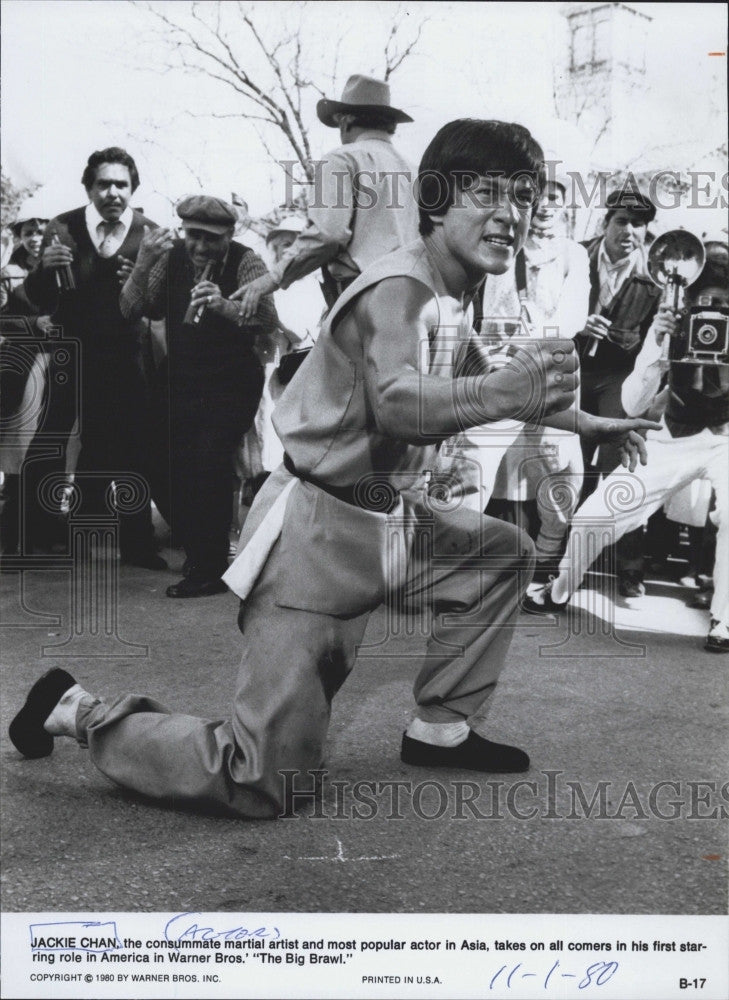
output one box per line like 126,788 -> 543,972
269,152 -> 355,290
236,250 -> 279,331
120,254 -> 167,322
357,278 -> 572,444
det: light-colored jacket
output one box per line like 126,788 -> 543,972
272,238 -> 473,490
226,239 -> 475,617
269,131 -> 419,289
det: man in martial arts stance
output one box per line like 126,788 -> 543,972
10,120 -> 655,818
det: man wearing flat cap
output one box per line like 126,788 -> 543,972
575,185 -> 661,598
120,195 -> 278,597
234,74 -> 419,319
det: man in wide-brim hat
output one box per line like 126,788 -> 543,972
234,74 -> 419,318
314,72 -> 413,127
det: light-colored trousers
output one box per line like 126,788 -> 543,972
554,423 -> 728,625
77,469 -> 535,818
436,423 -> 582,560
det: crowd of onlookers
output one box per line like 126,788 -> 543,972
1,76 -> 727,648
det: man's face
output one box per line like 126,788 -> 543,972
603,209 -> 648,261
86,162 -> 133,222
531,182 -> 565,232
19,220 -> 46,258
183,227 -> 233,270
438,174 -> 535,280
268,231 -> 297,264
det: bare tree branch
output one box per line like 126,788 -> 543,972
129,1 -> 425,195
382,8 -> 427,80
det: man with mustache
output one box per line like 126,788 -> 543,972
21,147 -> 163,567
10,121 -> 657,819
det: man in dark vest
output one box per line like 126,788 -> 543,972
22,147 -> 163,567
119,195 -> 277,597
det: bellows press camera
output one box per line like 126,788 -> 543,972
648,229 -> 729,365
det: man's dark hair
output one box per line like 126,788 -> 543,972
603,187 -> 656,226
416,119 -> 545,236
346,112 -> 397,135
81,147 -> 140,193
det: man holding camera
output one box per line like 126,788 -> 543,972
9,120 -> 657,818
526,254 -> 729,652
577,188 -> 662,597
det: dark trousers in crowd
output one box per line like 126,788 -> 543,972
73,373 -> 158,560
4,355 -> 157,559
1,343 -> 75,553
579,363 -> 645,585
153,365 -> 264,581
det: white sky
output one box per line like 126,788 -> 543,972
1,0 -> 726,229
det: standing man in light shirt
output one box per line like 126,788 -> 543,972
22,147 -> 163,568
480,175 -> 590,576
575,188 -> 661,597
234,74 -> 419,318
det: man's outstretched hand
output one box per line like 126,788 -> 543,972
231,272 -> 277,321
579,413 -> 662,472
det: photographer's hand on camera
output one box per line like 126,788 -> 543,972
650,303 -> 681,346
34,315 -> 55,337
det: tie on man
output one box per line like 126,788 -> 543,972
97,220 -> 121,258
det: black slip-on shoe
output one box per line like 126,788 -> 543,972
521,579 -> 567,616
705,634 -> 729,653
689,591 -> 712,610
166,577 -> 228,598
705,620 -> 729,653
400,731 -> 530,773
618,574 -> 645,598
9,668 -> 77,759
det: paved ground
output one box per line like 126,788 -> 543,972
1,545 -> 727,915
